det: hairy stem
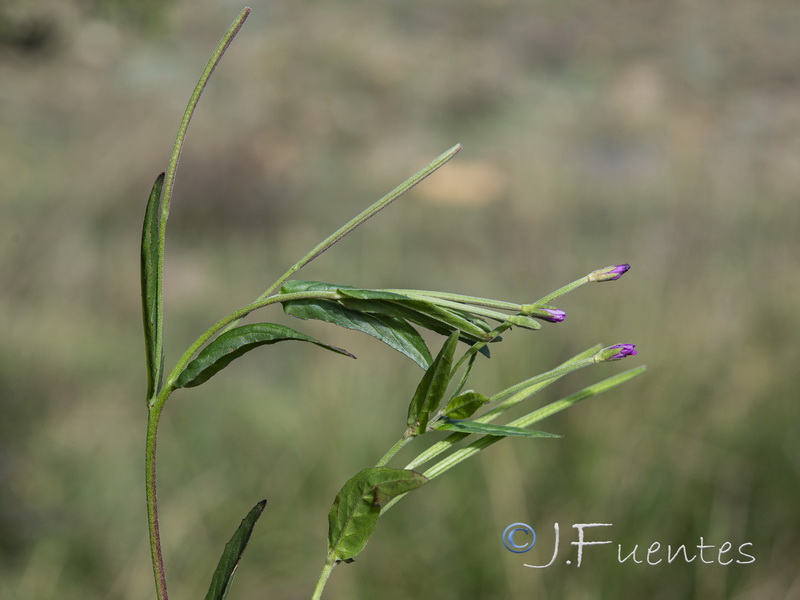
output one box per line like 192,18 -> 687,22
145,9 -> 250,600
153,7 -> 251,394
145,406 -> 168,600
381,289 -> 523,311
311,556 -> 337,600
375,436 -> 413,467
422,366 -> 647,480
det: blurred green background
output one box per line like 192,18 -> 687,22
2,0 -> 798,598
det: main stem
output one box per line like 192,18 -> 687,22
146,9 -> 250,599
146,404 -> 168,600
312,557 -> 337,600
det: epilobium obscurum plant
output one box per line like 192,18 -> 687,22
140,8 -> 645,600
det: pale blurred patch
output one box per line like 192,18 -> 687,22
608,62 -> 667,128
74,20 -> 123,69
415,160 -> 506,207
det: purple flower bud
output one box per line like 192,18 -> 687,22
589,264 -> 631,282
606,344 -> 637,360
519,306 -> 566,323
540,308 -> 566,323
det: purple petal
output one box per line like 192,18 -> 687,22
608,264 -> 631,280
541,309 -> 566,323
609,343 -> 637,359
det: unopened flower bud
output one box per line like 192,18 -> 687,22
588,264 -> 630,283
595,343 -> 638,362
518,305 -> 566,323
538,308 -> 566,323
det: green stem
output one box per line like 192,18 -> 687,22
528,274 -> 591,306
376,347 -> 598,516
145,9 -> 250,600
422,366 -> 646,480
311,556 -> 337,600
145,288 -> 352,599
153,7 -> 251,391
401,294 -> 524,324
145,405 -> 168,600
477,356 -> 596,420
380,364 -> 643,516
375,436 -> 412,467
222,143 -> 463,334
451,321 -> 513,379
406,349 -> 598,471
382,289 -> 523,312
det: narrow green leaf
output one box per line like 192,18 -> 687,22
141,172 -> 165,399
433,418 -> 562,438
280,280 -> 353,295
174,323 -> 354,389
337,297 -> 495,357
338,297 -> 457,333
328,468 -> 427,562
395,300 -> 491,340
282,298 -> 432,369
203,499 -> 266,600
421,367 -> 646,482
282,281 -> 497,354
406,332 -> 459,434
441,391 -> 490,420
335,287 -> 415,301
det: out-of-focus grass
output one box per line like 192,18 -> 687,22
2,1 -> 799,598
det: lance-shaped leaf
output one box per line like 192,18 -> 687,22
432,418 -> 562,438
283,281 -> 497,355
328,468 -> 427,563
336,287 -> 492,337
380,300 -> 490,339
335,287 -> 415,301
174,323 -> 354,389
203,500 -> 266,600
280,280 -> 367,295
337,297 -> 495,357
285,280 -> 492,339
282,299 -> 432,369
406,332 -> 459,435
441,390 -> 490,420
141,172 -> 164,399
